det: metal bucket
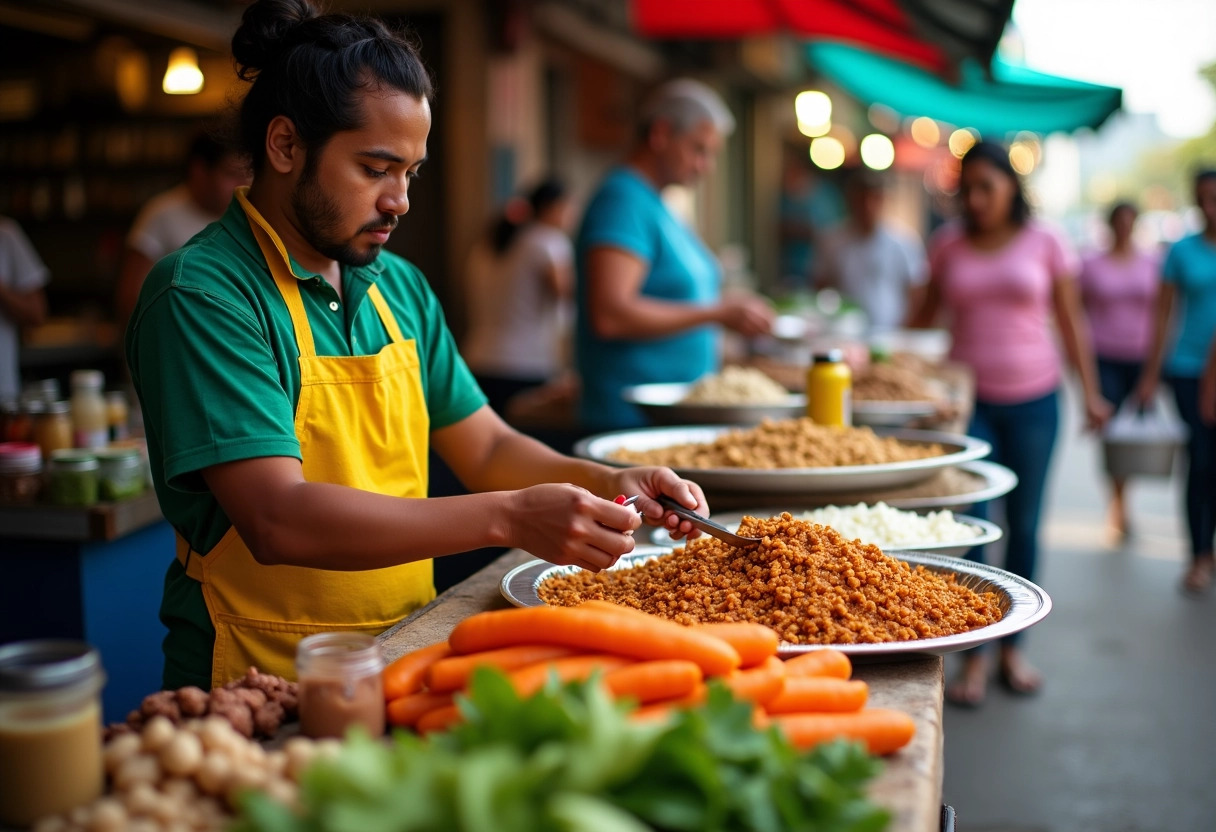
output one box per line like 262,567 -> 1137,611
1102,437 -> 1182,479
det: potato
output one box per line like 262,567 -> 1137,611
102,733 -> 142,774
195,716 -> 237,752
113,753 -> 160,791
261,777 -> 297,808
122,782 -> 159,816
160,731 -> 204,776
85,798 -> 127,832
140,715 -> 176,753
193,753 -> 232,796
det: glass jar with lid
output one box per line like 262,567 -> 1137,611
105,391 -> 130,442
69,370 -> 107,450
34,400 -> 73,460
296,632 -> 385,739
95,447 -> 145,501
0,640 -> 106,827
0,442 -> 42,503
47,450 -> 99,507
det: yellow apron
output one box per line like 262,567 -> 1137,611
177,189 -> 435,688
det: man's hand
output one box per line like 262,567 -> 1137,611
609,466 -> 709,541
503,484 -> 641,572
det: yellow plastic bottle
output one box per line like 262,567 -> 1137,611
806,350 -> 852,426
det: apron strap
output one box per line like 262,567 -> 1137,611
175,535 -> 207,582
235,187 -> 317,359
367,284 -> 406,344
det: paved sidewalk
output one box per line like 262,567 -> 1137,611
941,387 -> 1216,831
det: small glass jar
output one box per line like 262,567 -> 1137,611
0,400 -> 20,443
69,370 -> 108,450
47,450 -> 99,507
0,640 -> 106,827
296,632 -> 385,740
34,400 -> 73,460
105,391 -> 130,442
95,447 -> 145,501
0,442 -> 43,503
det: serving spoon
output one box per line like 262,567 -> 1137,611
655,495 -> 762,548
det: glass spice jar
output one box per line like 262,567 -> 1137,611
296,632 -> 385,740
0,443 -> 42,503
34,400 -> 73,460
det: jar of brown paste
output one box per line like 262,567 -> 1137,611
295,632 -> 385,740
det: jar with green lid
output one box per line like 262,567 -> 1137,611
47,450 -> 99,507
95,447 -> 145,501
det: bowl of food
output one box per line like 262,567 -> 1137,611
649,503 -> 1001,557
502,513 -> 1049,659
851,360 -> 946,427
621,367 -> 806,425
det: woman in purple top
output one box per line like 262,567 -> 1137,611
1079,202 -> 1159,537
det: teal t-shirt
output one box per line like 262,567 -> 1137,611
126,197 -> 486,688
1162,233 -> 1216,378
574,167 -> 721,430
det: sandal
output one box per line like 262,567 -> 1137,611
1182,557 -> 1214,594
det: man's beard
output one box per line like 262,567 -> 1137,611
291,164 -> 396,268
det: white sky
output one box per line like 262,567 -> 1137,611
1012,0 -> 1216,138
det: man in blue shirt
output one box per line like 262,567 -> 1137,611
575,79 -> 774,431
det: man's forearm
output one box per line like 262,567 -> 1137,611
592,296 -> 720,340
0,285 -> 46,327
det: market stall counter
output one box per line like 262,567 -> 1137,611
379,548 -> 946,832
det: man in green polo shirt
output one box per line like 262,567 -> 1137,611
126,0 -> 707,689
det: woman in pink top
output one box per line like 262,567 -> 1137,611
1079,202 -> 1159,536
911,141 -> 1109,707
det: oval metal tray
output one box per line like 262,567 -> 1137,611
621,382 -> 807,425
648,512 -> 1002,558
500,546 -> 1051,659
574,425 -> 991,495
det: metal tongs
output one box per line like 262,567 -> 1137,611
655,495 -> 762,548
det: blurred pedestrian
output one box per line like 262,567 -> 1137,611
1137,168 -> 1216,593
462,179 -> 574,414
115,130 -> 250,330
1079,201 -> 1160,537
0,217 -> 49,399
911,140 -> 1109,706
815,168 -> 927,334
779,151 -> 842,289
575,78 -> 775,431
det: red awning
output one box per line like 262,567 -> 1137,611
631,0 -> 1014,77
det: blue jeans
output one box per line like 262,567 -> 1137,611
966,389 -> 1060,646
1097,358 -> 1142,412
1167,376 -> 1216,560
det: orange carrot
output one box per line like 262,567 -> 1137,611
782,649 -> 853,680
695,622 -> 780,668
426,644 -> 578,693
764,677 -> 868,714
505,654 -> 632,697
382,641 -> 451,701
447,607 -> 741,676
386,690 -> 453,727
721,655 -> 786,705
415,703 -> 463,734
629,702 -> 679,723
769,708 -> 916,755
603,660 -> 703,704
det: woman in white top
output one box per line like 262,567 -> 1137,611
462,179 -> 574,414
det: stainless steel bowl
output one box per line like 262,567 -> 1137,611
621,382 -> 807,425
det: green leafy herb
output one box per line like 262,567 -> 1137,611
233,670 -> 888,832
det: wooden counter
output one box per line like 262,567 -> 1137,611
379,550 -> 945,832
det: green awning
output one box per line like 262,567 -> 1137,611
805,41 -> 1122,135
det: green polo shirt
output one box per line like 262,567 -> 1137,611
126,197 -> 486,689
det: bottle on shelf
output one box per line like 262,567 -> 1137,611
806,349 -> 853,427
68,371 -> 108,450
105,391 -> 129,442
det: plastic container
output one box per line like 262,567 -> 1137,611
806,349 -> 853,427
47,450 -> 99,507
95,447 -> 145,501
69,370 -> 108,450
1102,400 -> 1188,479
35,400 -> 73,460
0,442 -> 42,503
0,640 -> 106,827
296,632 -> 385,739
105,391 -> 130,442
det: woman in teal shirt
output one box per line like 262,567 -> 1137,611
575,79 -> 774,431
1139,169 -> 1216,592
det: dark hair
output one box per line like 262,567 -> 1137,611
1195,168 -> 1216,189
231,0 -> 433,173
960,140 -> 1031,229
1107,200 -> 1138,226
490,178 -> 567,255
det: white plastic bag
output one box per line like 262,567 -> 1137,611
1101,397 -> 1187,478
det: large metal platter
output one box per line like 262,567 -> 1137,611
851,399 -> 939,427
621,382 -> 807,425
648,512 -> 1002,558
574,425 -> 990,495
500,546 -> 1051,658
